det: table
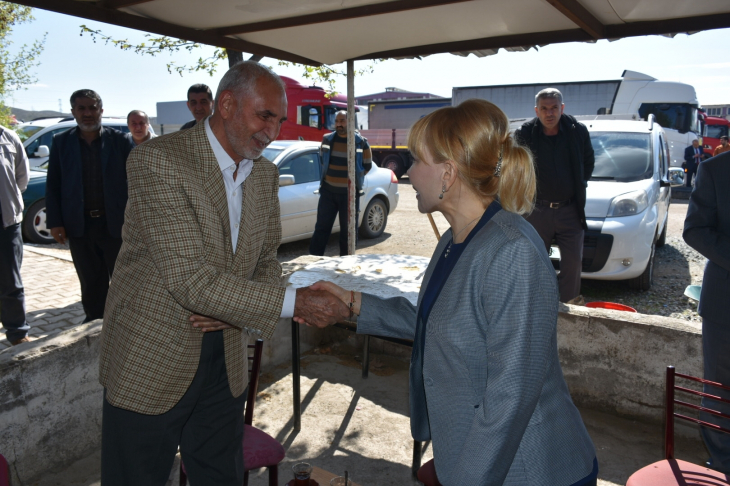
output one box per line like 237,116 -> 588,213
311,465 -> 362,486
287,255 -> 430,477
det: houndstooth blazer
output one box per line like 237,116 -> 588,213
357,209 -> 596,485
99,121 -> 285,415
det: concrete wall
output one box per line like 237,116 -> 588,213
0,265 -> 703,483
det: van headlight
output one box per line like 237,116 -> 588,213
607,190 -> 649,217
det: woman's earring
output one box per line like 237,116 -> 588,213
439,184 -> 446,199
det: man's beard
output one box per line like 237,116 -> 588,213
225,122 -> 270,160
79,120 -> 101,132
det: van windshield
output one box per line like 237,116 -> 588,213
590,132 -> 652,182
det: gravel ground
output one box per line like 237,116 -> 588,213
27,183 -> 705,321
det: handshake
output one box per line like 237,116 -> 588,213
293,281 -> 358,328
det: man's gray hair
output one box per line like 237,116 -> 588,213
535,88 -> 563,107
335,110 -> 347,117
127,110 -> 150,123
215,61 -> 286,104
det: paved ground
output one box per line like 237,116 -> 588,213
0,246 -> 84,351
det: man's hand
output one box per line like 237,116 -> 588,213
293,287 -> 350,328
190,314 -> 235,332
51,227 -> 67,245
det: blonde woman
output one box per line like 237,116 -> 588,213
300,99 -> 597,485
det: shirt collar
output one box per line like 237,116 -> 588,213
204,117 -> 252,173
76,126 -> 103,141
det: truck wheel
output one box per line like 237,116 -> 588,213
359,198 -> 388,239
382,154 -> 405,179
22,199 -> 55,244
628,240 -> 655,291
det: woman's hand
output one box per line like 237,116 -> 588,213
190,314 -> 235,332
310,280 -> 348,303
310,280 -> 362,317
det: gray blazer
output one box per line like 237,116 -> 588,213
683,151 -> 730,323
358,210 -> 595,485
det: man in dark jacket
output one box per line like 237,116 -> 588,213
46,89 -> 133,322
683,139 -> 702,187
515,88 -> 594,303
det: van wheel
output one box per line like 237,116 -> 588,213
629,240 -> 655,291
656,220 -> 667,248
22,199 -> 55,244
359,198 -> 388,239
382,154 -> 405,179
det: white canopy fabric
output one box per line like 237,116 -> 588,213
14,0 -> 730,65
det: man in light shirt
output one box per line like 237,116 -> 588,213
126,110 -> 156,146
99,61 -> 348,485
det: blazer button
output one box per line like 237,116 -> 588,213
425,378 -> 433,386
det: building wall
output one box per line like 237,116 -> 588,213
704,104 -> 730,121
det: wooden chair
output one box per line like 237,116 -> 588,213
0,454 -> 9,486
626,366 -> 730,485
181,339 -> 285,486
416,458 -> 442,486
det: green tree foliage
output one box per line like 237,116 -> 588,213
0,2 -> 46,127
80,26 -> 377,95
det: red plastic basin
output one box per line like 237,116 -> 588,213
585,301 -> 637,313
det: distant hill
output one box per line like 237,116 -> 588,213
10,107 -> 70,123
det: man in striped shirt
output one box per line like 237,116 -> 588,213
309,111 -> 372,256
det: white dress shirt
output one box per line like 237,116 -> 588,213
204,118 -> 296,318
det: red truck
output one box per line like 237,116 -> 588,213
277,76 -> 414,177
701,114 -> 730,156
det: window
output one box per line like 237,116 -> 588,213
704,124 -> 729,139
15,125 -> 43,142
707,108 -> 724,117
590,132 -> 652,182
638,103 -> 698,134
25,127 -> 72,158
658,136 -> 668,179
297,105 -> 321,129
277,153 -> 320,184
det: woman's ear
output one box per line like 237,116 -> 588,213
442,160 -> 457,189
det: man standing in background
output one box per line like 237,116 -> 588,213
309,110 -> 372,256
713,135 -> 729,157
0,124 -> 31,345
516,88 -> 594,303
46,89 -> 134,323
127,110 -> 156,146
684,139 -> 702,187
180,84 -> 213,130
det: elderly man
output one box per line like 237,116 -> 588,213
713,135 -> 729,157
684,139 -> 702,187
309,110 -> 372,256
46,90 -> 133,323
515,88 -> 594,303
99,61 -> 348,485
180,83 -> 213,130
126,110 -> 156,146
0,124 -> 30,346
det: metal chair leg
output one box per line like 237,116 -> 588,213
362,335 -> 371,378
268,464 -> 278,486
292,318 -> 301,431
412,440 -> 423,478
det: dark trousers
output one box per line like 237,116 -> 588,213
101,331 -> 247,485
0,222 -> 28,342
525,202 -> 584,303
309,187 -> 359,257
701,317 -> 730,473
685,168 -> 697,187
67,216 -> 122,322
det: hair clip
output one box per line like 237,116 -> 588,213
494,147 -> 503,177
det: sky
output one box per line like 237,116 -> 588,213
5,8 -> 730,118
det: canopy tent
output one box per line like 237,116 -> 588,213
14,0 -> 730,253
11,0 -> 730,65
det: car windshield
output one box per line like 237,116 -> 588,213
15,125 -> 44,142
262,147 -> 284,163
590,132 -> 652,182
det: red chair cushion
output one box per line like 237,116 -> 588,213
0,454 -> 9,486
627,459 -> 730,486
417,459 -> 443,486
243,424 -> 286,470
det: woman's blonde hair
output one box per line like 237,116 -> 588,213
407,98 -> 535,215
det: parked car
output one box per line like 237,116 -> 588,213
18,118 -> 131,168
551,116 -> 671,290
20,140 -> 399,246
21,168 -> 54,244
263,140 -> 399,243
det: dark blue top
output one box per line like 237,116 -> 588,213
416,199 -> 598,485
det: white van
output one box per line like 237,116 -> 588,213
569,115 -> 671,291
16,118 -> 131,168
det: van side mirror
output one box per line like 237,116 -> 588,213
659,179 -> 671,188
34,145 -> 50,158
279,174 -> 295,187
